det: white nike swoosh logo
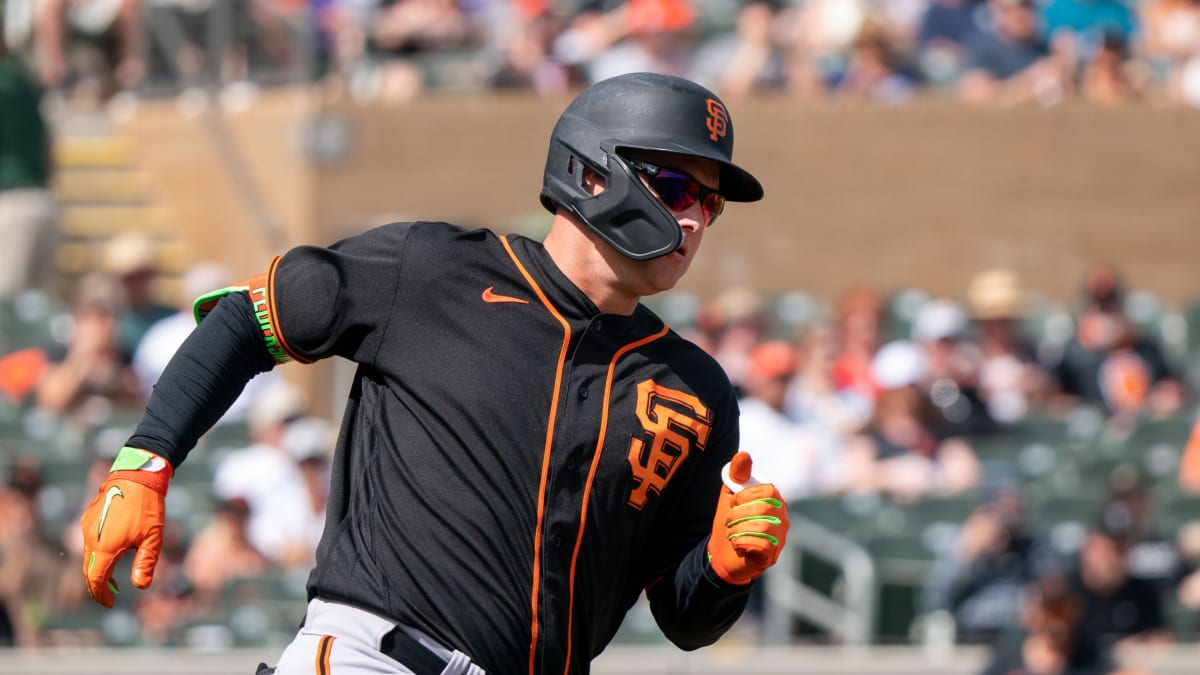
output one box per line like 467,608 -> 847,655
97,485 -> 124,541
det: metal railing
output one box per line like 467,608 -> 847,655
761,512 -> 877,646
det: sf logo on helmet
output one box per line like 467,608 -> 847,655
626,380 -> 712,509
705,99 -> 729,142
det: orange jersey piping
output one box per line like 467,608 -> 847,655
562,324 -> 668,673
499,236 -> 572,675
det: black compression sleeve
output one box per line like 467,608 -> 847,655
126,292 -> 278,467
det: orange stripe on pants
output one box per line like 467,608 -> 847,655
315,635 -> 335,675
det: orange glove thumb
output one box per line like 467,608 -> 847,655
707,451 -> 790,585
80,447 -> 173,608
728,450 -> 753,485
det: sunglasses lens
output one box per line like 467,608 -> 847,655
648,176 -> 699,212
703,193 -> 725,224
632,161 -> 724,225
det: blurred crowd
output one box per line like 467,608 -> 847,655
692,263 -> 1191,503
0,236 -> 334,648
2,0 -> 1200,105
676,263 -> 1200,671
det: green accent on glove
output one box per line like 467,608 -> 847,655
728,515 -> 783,528
729,531 -> 781,547
110,446 -> 154,473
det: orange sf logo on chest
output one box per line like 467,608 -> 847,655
626,380 -> 712,509
705,99 -> 728,142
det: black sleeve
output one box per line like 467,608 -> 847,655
271,222 -> 410,364
645,541 -> 752,650
126,292 -> 276,467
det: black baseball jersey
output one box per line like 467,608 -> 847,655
258,221 -> 748,673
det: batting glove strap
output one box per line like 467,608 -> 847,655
108,446 -> 173,495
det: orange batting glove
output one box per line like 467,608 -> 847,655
707,452 -> 789,585
79,446 -> 174,608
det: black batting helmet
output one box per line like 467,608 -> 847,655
540,72 -> 763,260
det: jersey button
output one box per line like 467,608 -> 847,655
594,320 -> 604,333
578,385 -> 589,400
566,457 -> 577,471
551,535 -> 562,549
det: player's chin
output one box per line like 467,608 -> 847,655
641,257 -> 691,294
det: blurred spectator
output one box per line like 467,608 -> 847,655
1140,0 -> 1200,96
103,234 -> 175,359
981,576 -> 1128,675
0,346 -> 50,405
0,457 -> 60,647
368,0 -> 469,99
1041,0 -> 1138,78
141,0 -> 212,89
182,496 -> 267,609
787,0 -> 868,96
911,298 -> 999,439
283,415 -> 334,563
693,0 -> 789,99
916,0 -> 988,88
34,0 -> 145,96
785,323 -> 871,488
1048,264 -> 1183,421
0,29 -> 58,300
830,286 -> 884,405
1175,520 -> 1200,613
1179,413 -> 1200,492
315,0 -> 376,94
1079,32 -> 1147,104
211,382 -> 318,566
134,518 -> 195,645
34,274 -> 142,421
482,0 -> 571,94
701,286 -> 768,396
132,261 -> 286,422
967,268 -> 1048,425
834,18 -> 917,103
738,339 -> 815,500
585,0 -> 699,82
959,0 -> 1069,105
1179,49 -> 1200,105
1094,472 -> 1182,599
1069,504 -> 1171,651
845,340 -> 981,501
925,487 -> 1061,644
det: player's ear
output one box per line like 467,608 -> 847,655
581,168 -> 606,196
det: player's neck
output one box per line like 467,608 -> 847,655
543,216 -> 640,316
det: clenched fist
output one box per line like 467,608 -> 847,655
707,452 -> 789,584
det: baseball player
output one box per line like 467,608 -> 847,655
79,72 -> 791,674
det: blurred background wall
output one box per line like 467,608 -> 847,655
114,95 -> 1200,306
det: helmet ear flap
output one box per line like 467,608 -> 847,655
571,153 -> 683,261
